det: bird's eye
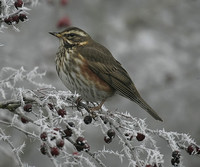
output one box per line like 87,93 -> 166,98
67,33 -> 76,38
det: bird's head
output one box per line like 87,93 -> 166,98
49,27 -> 91,48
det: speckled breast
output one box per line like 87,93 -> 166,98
55,48 -> 115,102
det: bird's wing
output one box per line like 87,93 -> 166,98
78,44 -> 141,101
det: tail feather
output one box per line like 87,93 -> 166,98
134,97 -> 163,122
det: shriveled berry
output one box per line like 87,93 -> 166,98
104,136 -> 112,144
56,139 -> 64,148
40,143 -> 47,155
4,17 -> 13,25
23,104 -> 32,112
12,15 -> 19,24
57,16 -> 71,28
19,14 -> 27,21
14,0 -> 23,9
107,129 -> 115,139
21,117 -> 29,124
136,133 -> 145,141
57,109 -> 66,117
84,115 -> 92,124
40,132 -> 47,141
51,147 -> 60,156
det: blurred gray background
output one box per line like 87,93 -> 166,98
0,0 -> 200,166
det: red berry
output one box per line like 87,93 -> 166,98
56,139 -> 64,148
136,133 -> 145,141
63,128 -> 72,137
14,0 -> 23,9
19,14 -> 27,22
60,0 -> 68,6
107,129 -> 115,139
40,132 -> 47,141
48,103 -> 54,110
104,136 -> 112,144
57,16 -> 70,28
53,127 -> 60,131
76,137 -> 86,146
84,115 -> 92,124
57,109 -> 66,117
187,145 -> 195,155
12,15 -> 19,24
51,147 -> 60,156
21,117 -> 29,124
4,17 -> 13,25
40,143 -> 47,155
23,104 -> 32,112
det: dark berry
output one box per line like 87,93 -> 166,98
19,13 -> 27,21
107,129 -> 115,139
187,145 -> 195,155
136,133 -> 145,141
48,103 -> 54,110
12,15 -> 19,24
57,109 -> 66,117
21,117 -> 29,124
4,17 -> 13,25
104,136 -> 112,144
14,0 -> 23,9
100,116 -> 108,124
57,16 -> 71,28
23,104 -> 32,112
40,143 -> 47,155
56,139 -> 64,148
171,158 -> 180,166
76,137 -> 86,146
68,122 -> 75,127
172,150 -> 180,159
51,147 -> 60,156
40,132 -> 47,141
84,115 -> 92,124
196,146 -> 200,154
63,128 -> 72,137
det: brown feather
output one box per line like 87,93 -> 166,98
77,41 -> 163,121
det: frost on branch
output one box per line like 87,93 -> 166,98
0,67 -> 199,167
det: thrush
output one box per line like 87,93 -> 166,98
49,27 -> 163,121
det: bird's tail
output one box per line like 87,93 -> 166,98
134,96 -> 163,122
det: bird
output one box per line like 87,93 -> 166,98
49,26 -> 163,121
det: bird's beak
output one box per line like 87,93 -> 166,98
49,32 -> 62,38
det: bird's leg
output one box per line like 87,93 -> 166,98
89,99 -> 106,112
75,97 -> 84,115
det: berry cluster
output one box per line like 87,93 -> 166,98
171,150 -> 181,166
4,14 -> 27,25
124,132 -> 146,142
